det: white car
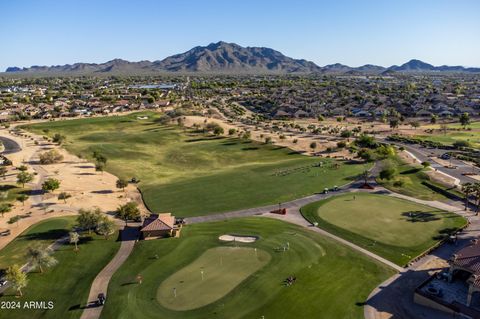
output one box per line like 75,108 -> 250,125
0,280 -> 8,287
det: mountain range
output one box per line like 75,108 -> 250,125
5,41 -> 480,75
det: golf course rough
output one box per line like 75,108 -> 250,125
23,112 -> 368,217
301,192 -> 467,266
101,217 -> 395,319
157,247 -> 271,310
0,217 -> 121,319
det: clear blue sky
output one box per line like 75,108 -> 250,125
1,0 -> 479,71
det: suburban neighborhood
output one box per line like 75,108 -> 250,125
1,1 -> 480,319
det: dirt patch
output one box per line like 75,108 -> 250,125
183,115 -> 353,159
0,124 -> 148,251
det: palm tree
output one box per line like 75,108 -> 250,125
462,182 -> 474,211
69,231 -> 80,251
26,247 -> 58,273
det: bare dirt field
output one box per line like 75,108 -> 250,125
0,125 -> 147,250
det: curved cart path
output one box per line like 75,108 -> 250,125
80,225 -> 139,319
187,179 -> 463,273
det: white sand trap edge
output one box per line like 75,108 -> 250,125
219,234 -> 258,243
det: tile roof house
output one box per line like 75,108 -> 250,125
415,239 -> 480,318
449,240 -> 480,301
140,213 -> 181,239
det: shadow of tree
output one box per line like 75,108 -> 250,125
91,190 -> 114,194
185,136 -> 225,143
68,304 -> 81,311
432,227 -> 460,240
0,185 -> 17,192
21,229 -> 69,241
402,211 -> 441,223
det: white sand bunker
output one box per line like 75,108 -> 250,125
219,234 -> 258,243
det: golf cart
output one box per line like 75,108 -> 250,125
96,293 -> 106,306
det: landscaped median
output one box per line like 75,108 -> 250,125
301,192 -> 467,266
375,154 -> 463,202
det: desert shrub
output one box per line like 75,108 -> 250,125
39,149 -> 64,164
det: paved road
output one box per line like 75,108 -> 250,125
0,136 -> 21,155
384,139 -> 478,184
185,181 -> 366,224
79,225 -> 139,319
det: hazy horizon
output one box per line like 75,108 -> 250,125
1,0 -> 480,71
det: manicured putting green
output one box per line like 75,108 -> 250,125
301,192 -> 467,265
101,218 -> 395,319
158,247 -> 270,310
24,112 -> 367,217
317,194 -> 450,245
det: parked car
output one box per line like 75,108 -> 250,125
440,153 -> 451,160
0,280 -> 8,287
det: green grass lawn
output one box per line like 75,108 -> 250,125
376,155 -> 461,201
158,247 -> 271,311
301,193 -> 467,266
0,184 -> 29,206
0,217 -> 75,270
0,217 -> 120,319
418,132 -> 480,148
23,113 -> 367,217
419,121 -> 480,148
100,218 -> 395,319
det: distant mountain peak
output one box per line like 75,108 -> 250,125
4,43 -> 480,74
153,42 -> 321,73
390,59 -> 435,71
